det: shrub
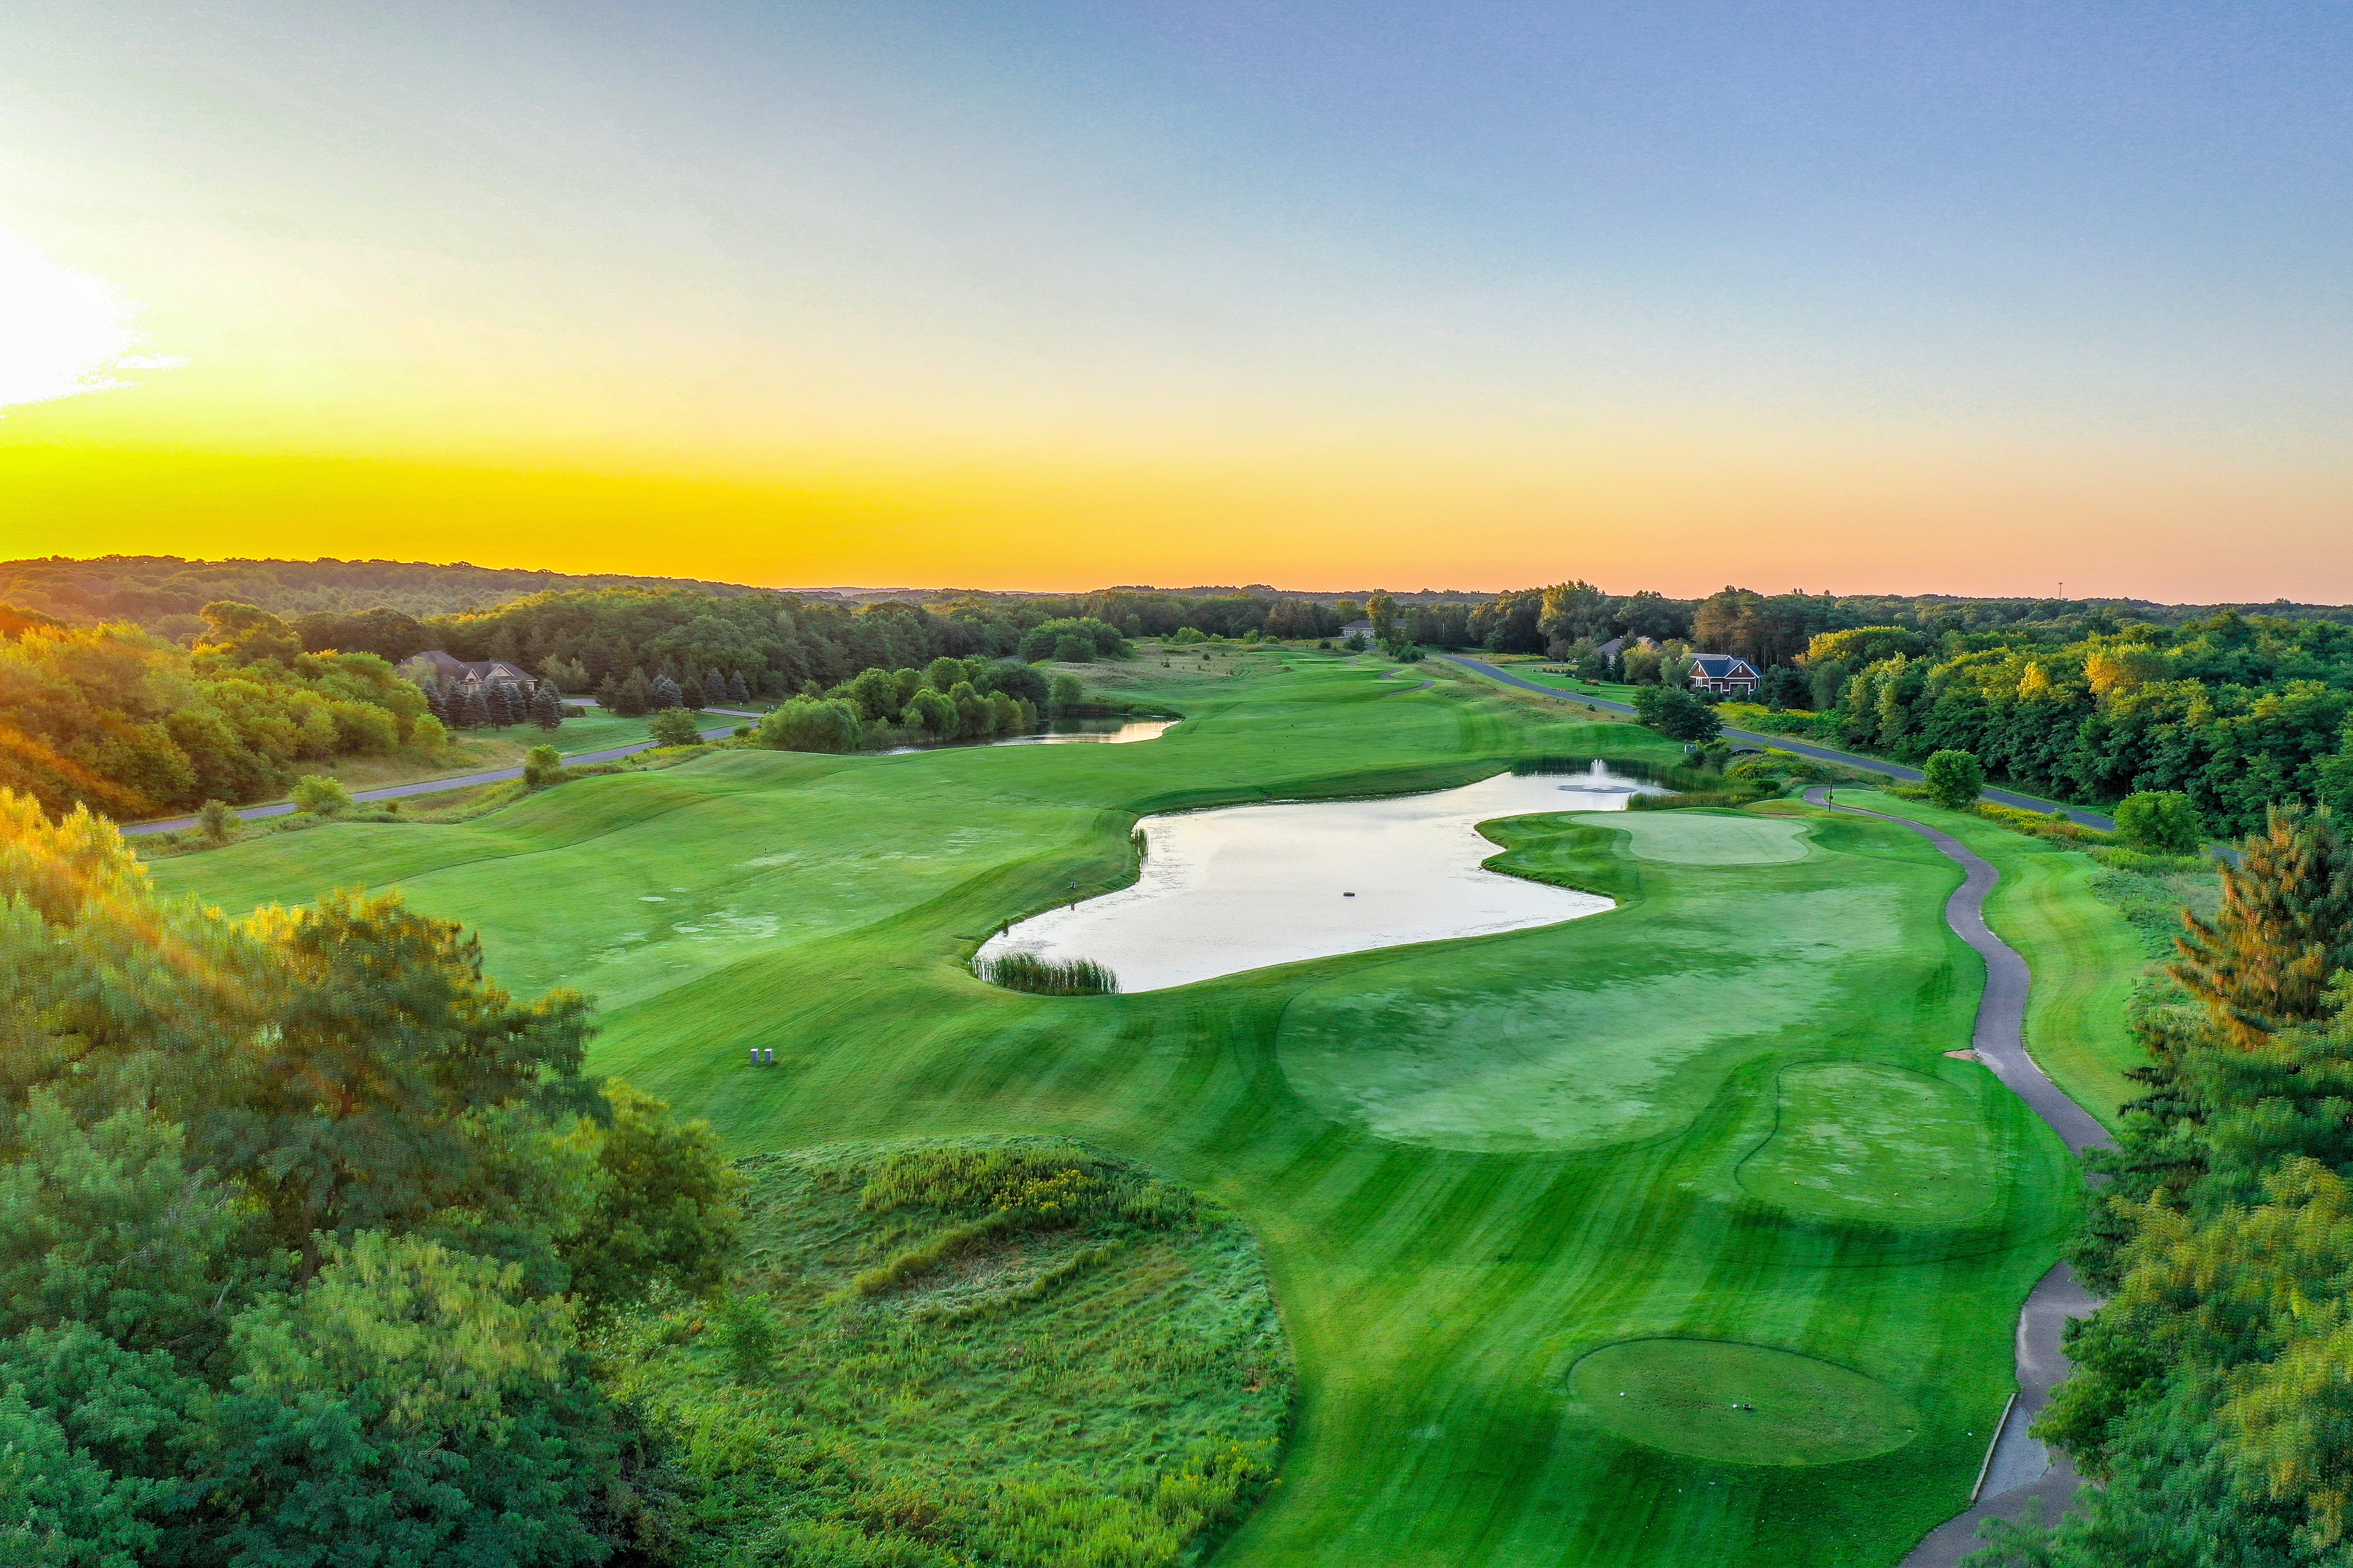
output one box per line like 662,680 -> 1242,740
196,798 -> 240,842
978,953 -> 1119,995
1631,685 -> 1721,743
1050,674 -> 1084,714
410,713 -> 448,753
2113,789 -> 2203,855
522,745 -> 564,788
755,697 -> 862,753
645,708 -> 702,748
289,774 -> 353,816
1922,749 -> 1987,810
1020,617 -> 1129,662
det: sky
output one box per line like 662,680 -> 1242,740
1,1 -> 2347,599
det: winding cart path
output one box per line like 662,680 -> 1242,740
1802,787 -> 2110,1566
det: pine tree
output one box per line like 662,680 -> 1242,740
458,684 -> 493,729
703,668 -> 729,707
2174,804 -> 2353,1051
650,674 -> 684,711
727,669 -> 751,705
486,683 -> 515,727
423,680 -> 450,724
613,670 -> 654,717
530,684 -> 563,730
681,671 -> 707,711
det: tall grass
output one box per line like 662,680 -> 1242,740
979,952 -> 1120,994
598,1139 -> 1291,1567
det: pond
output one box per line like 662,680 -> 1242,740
882,719 -> 1176,755
973,763 -> 1663,993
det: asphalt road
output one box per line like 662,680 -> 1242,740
1802,786 -> 2111,1565
1438,656 -> 2119,831
121,710 -> 760,837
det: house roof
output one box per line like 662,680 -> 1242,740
1690,654 -> 1760,679
405,650 -> 533,684
1339,620 -> 1376,634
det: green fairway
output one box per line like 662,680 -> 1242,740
1832,792 -> 2149,1131
150,654 -> 2096,1568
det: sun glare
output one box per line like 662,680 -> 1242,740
0,227 -> 181,413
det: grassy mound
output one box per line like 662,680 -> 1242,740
1738,1063 -> 2001,1226
1570,809 -> 1815,865
1569,1339 -> 1920,1466
600,1139 -> 1291,1567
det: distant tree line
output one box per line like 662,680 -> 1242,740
0,554 -> 769,638
12,566 -> 2351,828
1765,614 -> 2353,833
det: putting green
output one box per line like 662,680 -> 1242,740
1276,881 -> 1910,1153
1739,1063 -> 2000,1226
1569,809 -> 1814,865
145,656 -> 2099,1568
1569,1339 -> 1921,1466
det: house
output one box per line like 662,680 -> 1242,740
1688,653 -> 1761,697
402,649 -> 536,689
1594,635 -> 1659,664
1338,620 -> 1377,642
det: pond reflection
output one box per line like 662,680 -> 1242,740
974,765 -> 1663,993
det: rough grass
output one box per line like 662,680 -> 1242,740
599,1139 -> 1290,1567
1839,790 -> 2150,1131
153,656 -> 2102,1568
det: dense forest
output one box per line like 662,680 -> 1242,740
0,792 -> 739,1563
1793,616 -> 2353,835
0,602 -> 437,821
1979,804 -> 2353,1566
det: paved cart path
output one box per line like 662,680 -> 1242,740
1441,656 -> 2117,830
1801,787 -> 2110,1565
120,713 -> 760,837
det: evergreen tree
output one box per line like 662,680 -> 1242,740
727,668 -> 751,705
612,670 -> 654,717
530,684 -> 563,730
650,674 -> 685,711
458,684 -> 493,729
2173,804 -> 2353,1052
703,667 -> 729,707
421,680 -> 449,725
681,670 -> 707,710
486,682 -> 515,727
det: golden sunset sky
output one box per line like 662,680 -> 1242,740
4,3 -> 2347,598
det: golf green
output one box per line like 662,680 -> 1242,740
1568,809 -> 1815,865
146,654 -> 2103,1568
